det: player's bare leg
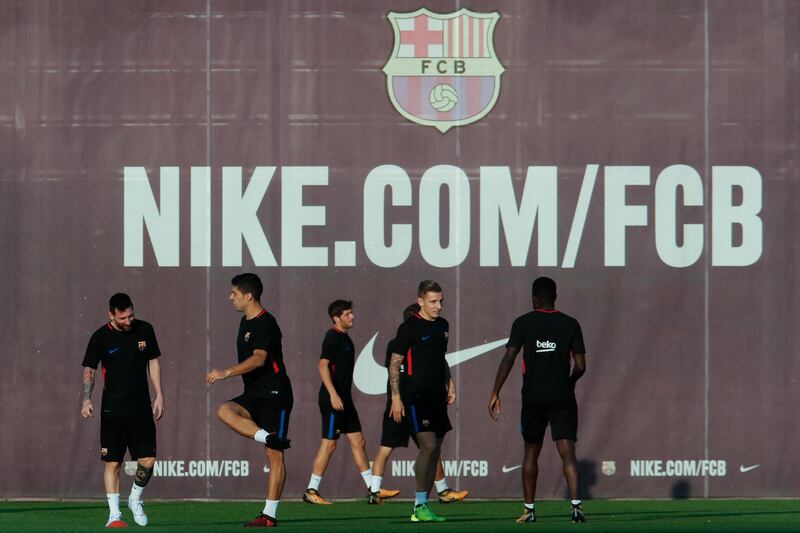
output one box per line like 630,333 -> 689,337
371,445 -> 393,477
522,442 -> 543,503
304,439 -> 336,504
128,456 -> 155,526
345,431 -> 370,472
217,402 -> 260,438
555,439 -> 579,499
104,462 -> 121,494
103,462 -> 126,527
266,448 -> 286,500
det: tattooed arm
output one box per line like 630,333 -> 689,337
389,352 -> 405,423
81,367 -> 95,418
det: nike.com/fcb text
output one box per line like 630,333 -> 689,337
630,460 -> 726,477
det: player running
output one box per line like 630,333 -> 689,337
207,273 -> 293,528
80,293 -> 164,528
489,276 -> 587,523
389,281 -> 453,522
369,303 -> 467,505
303,300 -> 374,504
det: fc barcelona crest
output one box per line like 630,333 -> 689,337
383,8 -> 505,133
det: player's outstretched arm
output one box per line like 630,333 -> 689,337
149,358 -> 165,420
207,349 -> 267,384
488,346 -> 520,421
81,366 -> 95,418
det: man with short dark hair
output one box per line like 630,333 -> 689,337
489,276 -> 587,524
390,281 -> 453,522
81,293 -> 164,528
207,273 -> 293,528
303,300 -> 373,504
369,303 -> 467,505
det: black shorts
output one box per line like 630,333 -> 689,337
320,403 -> 362,440
230,393 -> 292,440
100,411 -> 157,463
380,398 -> 410,448
521,400 -> 578,444
405,398 -> 451,439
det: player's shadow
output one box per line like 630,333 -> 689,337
671,479 -> 691,499
562,459 -> 597,499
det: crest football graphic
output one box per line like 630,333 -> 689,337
383,8 -> 505,133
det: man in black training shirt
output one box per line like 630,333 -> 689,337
302,300 -> 373,504
489,277 -> 587,524
81,292 -> 164,528
369,303 -> 467,505
390,280 -> 453,523
207,273 -> 292,528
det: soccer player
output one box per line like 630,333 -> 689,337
80,293 -> 164,528
303,300 -> 373,504
369,303 -> 467,505
389,281 -> 452,522
488,276 -> 587,524
207,273 -> 293,528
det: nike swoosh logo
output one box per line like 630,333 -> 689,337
353,333 -> 508,395
109,348 -> 119,354
421,335 -> 432,341
739,464 -> 760,473
502,465 -> 522,473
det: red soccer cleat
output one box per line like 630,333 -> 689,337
244,514 -> 277,528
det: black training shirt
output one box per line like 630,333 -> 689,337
507,309 -> 585,404
392,314 -> 449,402
318,328 -> 355,406
82,319 -> 161,418
237,309 -> 291,398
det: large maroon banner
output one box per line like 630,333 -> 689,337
1,0 -> 798,500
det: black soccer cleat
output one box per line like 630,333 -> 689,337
265,434 -> 291,450
366,491 -> 383,505
571,503 -> 586,523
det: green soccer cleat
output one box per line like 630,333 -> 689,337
410,503 -> 446,522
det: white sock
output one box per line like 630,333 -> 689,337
263,499 -> 279,518
308,473 -> 323,491
571,499 -> 582,506
107,493 -> 121,516
130,483 -> 145,501
525,502 -> 535,510
360,468 -> 372,488
434,478 -> 449,493
370,475 -> 383,493
254,429 -> 269,444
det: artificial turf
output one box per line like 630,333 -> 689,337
1,499 -> 799,532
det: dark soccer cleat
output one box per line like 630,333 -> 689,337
571,504 -> 586,523
243,514 -> 277,528
303,488 -> 332,505
367,491 -> 383,505
265,435 -> 291,450
438,488 -> 469,503
516,508 -> 536,523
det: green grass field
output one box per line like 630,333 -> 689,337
2,499 -> 799,532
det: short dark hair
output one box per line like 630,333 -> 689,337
328,299 -> 353,321
403,303 -> 420,321
231,273 -> 263,302
532,276 -> 557,304
109,293 -> 133,313
417,280 -> 442,297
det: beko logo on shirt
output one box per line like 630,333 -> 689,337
536,340 -> 556,352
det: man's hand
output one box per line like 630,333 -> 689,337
447,379 -> 457,405
488,393 -> 501,421
330,392 -> 344,411
390,395 -> 405,423
206,368 -> 231,384
152,394 -> 165,420
81,399 -> 93,418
